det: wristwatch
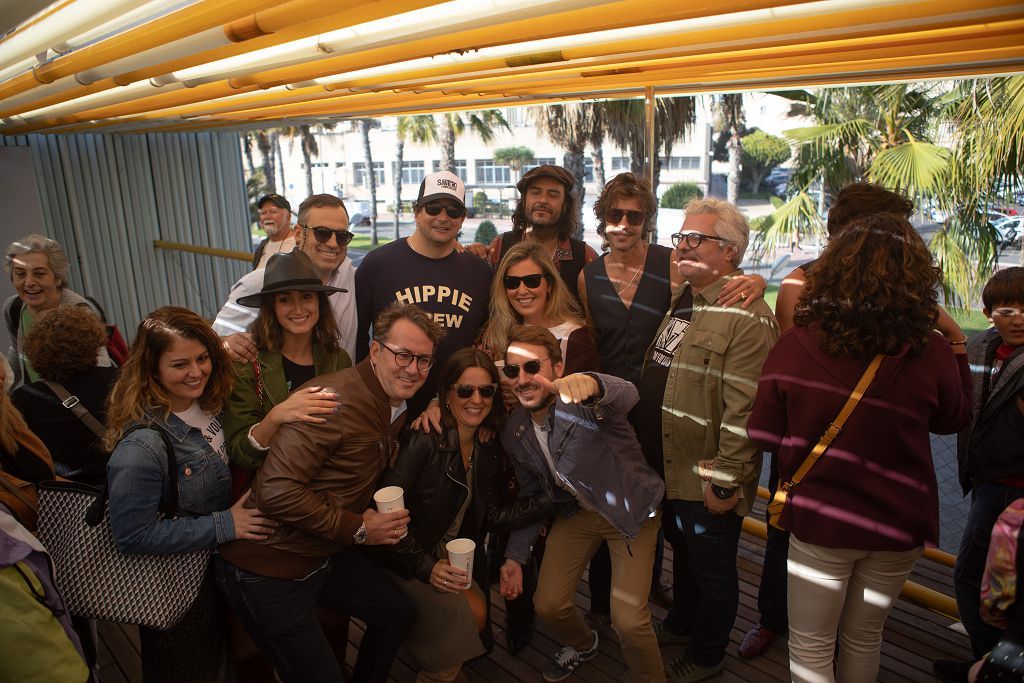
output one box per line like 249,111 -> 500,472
353,521 -> 368,545
710,483 -> 737,500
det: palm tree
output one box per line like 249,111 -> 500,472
241,132 -> 257,179
280,124 -> 321,196
255,130 -> 275,194
716,94 -> 745,205
356,118 -> 380,245
273,131 -> 287,196
494,146 -> 535,180
436,110 -> 510,172
394,115 -> 437,240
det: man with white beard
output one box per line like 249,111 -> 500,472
252,194 -> 296,270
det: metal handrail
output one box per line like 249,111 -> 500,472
751,486 -> 959,620
153,239 -> 251,262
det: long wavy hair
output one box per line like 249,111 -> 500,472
481,242 -> 584,357
250,291 -> 340,354
438,347 -> 505,437
104,307 -> 234,451
0,381 -> 32,455
593,172 -> 657,249
510,179 -> 580,240
793,213 -> 940,357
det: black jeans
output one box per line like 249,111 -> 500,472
215,550 -> 415,683
662,498 -> 743,666
758,461 -> 790,634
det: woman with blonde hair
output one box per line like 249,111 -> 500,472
482,241 -> 598,375
105,306 -> 276,682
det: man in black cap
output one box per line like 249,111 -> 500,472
252,193 -> 295,270
487,164 -> 598,302
354,171 -> 492,417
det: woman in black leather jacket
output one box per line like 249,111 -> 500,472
372,347 -> 553,682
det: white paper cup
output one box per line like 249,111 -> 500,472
374,486 -> 407,538
446,538 -> 475,590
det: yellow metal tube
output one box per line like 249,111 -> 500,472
153,240 -> 250,262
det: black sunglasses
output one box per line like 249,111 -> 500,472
423,203 -> 466,219
454,383 -> 498,399
503,273 -> 545,290
671,232 -> 729,249
305,225 -> 354,245
501,358 -> 548,379
605,208 -> 645,226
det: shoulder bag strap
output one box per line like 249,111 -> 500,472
788,353 -> 885,487
120,424 -> 180,515
41,380 -> 106,440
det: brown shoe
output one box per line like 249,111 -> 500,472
738,625 -> 778,659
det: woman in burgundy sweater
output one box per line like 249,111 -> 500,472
747,213 -> 972,683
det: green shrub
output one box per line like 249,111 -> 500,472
475,220 -> 498,245
473,191 -> 489,209
660,182 -> 704,209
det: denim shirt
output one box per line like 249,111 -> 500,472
107,411 -> 235,555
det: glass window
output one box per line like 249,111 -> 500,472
611,156 -> 631,171
431,159 -> 467,180
660,156 -> 701,170
353,161 -> 385,186
475,159 -> 512,185
392,160 -> 425,185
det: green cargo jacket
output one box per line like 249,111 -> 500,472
224,344 -> 351,469
645,272 -> 779,516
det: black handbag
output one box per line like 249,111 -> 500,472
36,425 -> 212,630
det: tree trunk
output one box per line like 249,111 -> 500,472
439,114 -> 455,172
300,125 -> 314,196
242,133 -> 257,178
591,144 -> 605,190
273,132 -> 286,196
256,131 -> 275,193
394,138 -> 404,241
563,147 -> 586,241
727,123 -> 741,206
361,119 -> 378,246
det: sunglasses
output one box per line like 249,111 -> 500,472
503,273 -> 545,290
671,231 -> 729,249
501,358 -> 548,379
605,208 -> 645,226
305,225 -> 354,245
423,203 -> 466,219
454,383 -> 498,399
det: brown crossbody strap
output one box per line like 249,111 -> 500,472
42,380 -> 106,439
768,353 -> 884,529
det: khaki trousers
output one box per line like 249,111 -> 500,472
534,509 -> 665,683
787,535 -> 922,683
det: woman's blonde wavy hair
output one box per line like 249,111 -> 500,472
0,381 -> 32,454
103,307 -> 234,451
480,242 -> 584,357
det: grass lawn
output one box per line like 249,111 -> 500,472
349,235 -> 392,251
762,285 -> 992,337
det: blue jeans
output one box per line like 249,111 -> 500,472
215,550 -> 415,683
662,498 -> 743,666
954,482 -> 1024,659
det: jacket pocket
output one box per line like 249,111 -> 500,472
686,329 -> 729,392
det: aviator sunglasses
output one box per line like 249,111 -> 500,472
503,273 -> 546,290
604,208 -> 645,226
501,358 -> 548,379
304,225 -> 355,246
455,383 -> 498,399
423,203 -> 467,219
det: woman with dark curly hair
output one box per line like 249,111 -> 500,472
104,306 -> 276,682
12,307 -> 117,487
747,212 -> 973,682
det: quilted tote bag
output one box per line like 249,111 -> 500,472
36,425 -> 211,630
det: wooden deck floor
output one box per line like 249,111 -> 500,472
95,503 -> 971,682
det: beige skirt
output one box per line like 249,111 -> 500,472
388,570 -> 486,672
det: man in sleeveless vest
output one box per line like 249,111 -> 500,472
487,164 -> 597,303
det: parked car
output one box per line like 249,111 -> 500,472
993,215 -> 1024,248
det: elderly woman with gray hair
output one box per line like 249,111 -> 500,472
3,234 -> 111,390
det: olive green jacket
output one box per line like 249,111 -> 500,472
645,273 -> 779,516
224,345 -> 351,470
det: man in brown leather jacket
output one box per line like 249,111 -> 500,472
215,303 -> 445,683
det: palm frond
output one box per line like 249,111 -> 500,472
868,140 -> 951,200
753,192 -> 825,260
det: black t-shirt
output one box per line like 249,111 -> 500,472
354,238 -> 492,416
281,355 -> 316,393
633,288 -> 694,476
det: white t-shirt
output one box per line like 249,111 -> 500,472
213,257 -> 357,360
174,402 -> 227,465
255,235 -> 297,270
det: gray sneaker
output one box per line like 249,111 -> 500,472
542,630 -> 599,682
664,654 -> 724,683
653,618 -> 691,646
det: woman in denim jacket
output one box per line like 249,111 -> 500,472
104,306 -> 276,682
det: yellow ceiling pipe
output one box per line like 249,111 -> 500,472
0,0 -> 444,111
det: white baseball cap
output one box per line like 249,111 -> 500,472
415,171 -> 466,208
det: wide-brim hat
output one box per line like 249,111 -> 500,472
516,164 -> 575,195
237,249 -> 347,307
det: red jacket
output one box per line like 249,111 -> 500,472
748,325 -> 972,551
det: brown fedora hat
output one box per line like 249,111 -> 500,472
237,249 -> 347,307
